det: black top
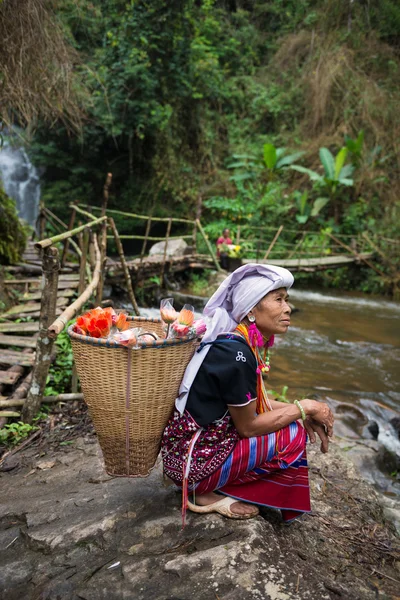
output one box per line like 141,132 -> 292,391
186,334 -> 257,427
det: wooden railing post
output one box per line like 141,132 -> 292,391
196,218 -> 221,271
61,204 -> 76,268
140,217 -> 152,263
109,217 -> 140,316
160,218 -> 172,284
95,173 -> 112,305
263,225 -> 284,261
22,246 -> 60,423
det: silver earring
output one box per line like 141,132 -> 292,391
248,315 -> 256,323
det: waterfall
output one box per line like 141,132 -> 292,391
0,139 -> 41,227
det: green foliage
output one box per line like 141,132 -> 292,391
267,386 -> 290,403
0,186 -> 28,265
22,0 -> 400,294
0,421 -> 38,447
45,327 -> 74,396
291,147 -> 355,223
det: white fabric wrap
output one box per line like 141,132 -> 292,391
175,263 -> 294,414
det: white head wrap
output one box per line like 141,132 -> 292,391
175,263 -> 294,414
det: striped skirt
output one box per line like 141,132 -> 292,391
192,421 -> 310,522
162,409 -> 311,523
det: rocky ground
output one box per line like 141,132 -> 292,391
0,405 -> 399,600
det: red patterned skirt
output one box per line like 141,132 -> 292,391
162,410 -> 310,522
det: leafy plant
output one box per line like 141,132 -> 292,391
0,186 -> 28,265
0,421 -> 38,447
45,327 -> 74,396
228,143 -> 303,183
267,386 -> 290,403
291,147 -> 355,224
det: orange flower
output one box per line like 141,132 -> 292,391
160,306 -> 178,324
76,307 -> 113,338
178,307 -> 194,327
112,312 -> 129,331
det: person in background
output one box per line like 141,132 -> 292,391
216,228 -> 233,270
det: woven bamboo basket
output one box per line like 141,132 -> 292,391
68,316 -> 197,477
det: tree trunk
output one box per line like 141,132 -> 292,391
22,246 -> 60,423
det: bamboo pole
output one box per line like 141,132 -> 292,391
263,225 -> 284,261
44,208 -> 68,230
61,205 -> 77,267
140,217 -> 152,263
108,218 -> 140,316
160,218 -> 172,284
192,220 -> 197,254
236,226 -> 241,245
39,202 -> 46,240
196,218 -> 221,271
78,204 -> 195,225
22,247 -> 60,423
78,229 -> 89,295
326,232 -> 387,278
96,173 -> 112,305
72,204 -> 98,221
35,216 -> 107,249
48,235 -> 101,337
286,231 -> 306,260
0,392 -> 84,408
361,232 -> 398,273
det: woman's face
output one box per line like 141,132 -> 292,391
248,287 -> 291,339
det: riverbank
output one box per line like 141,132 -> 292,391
1,412 -> 399,600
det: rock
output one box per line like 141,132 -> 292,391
1,438 -> 399,599
149,238 -> 188,257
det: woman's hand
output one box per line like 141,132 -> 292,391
300,399 -> 334,439
303,417 -> 330,453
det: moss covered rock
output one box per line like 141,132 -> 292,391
0,186 -> 27,265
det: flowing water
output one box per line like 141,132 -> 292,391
0,138 -> 41,227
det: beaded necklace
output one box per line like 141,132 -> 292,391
234,323 -> 274,414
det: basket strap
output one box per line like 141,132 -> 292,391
196,336 -> 247,353
125,347 -> 132,476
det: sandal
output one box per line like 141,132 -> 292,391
187,496 -> 259,520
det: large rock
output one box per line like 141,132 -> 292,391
149,238 -> 188,257
1,436 -> 399,600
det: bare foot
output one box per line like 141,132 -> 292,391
193,492 -> 257,516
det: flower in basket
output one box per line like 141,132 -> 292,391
168,304 -> 195,339
112,329 -> 138,347
74,307 -> 114,338
160,298 -> 178,338
112,312 -> 129,331
190,319 -> 207,337
160,298 -> 178,324
171,321 -> 190,337
178,304 -> 195,327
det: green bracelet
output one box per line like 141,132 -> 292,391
294,399 -> 306,422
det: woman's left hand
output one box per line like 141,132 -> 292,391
303,417 -> 330,453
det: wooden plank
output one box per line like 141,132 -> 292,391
0,352 -> 35,367
0,335 -> 38,348
0,322 -> 39,333
0,296 -> 67,318
21,289 -> 76,301
4,274 -> 80,285
0,371 -> 22,385
242,253 -> 374,268
3,308 -> 65,321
